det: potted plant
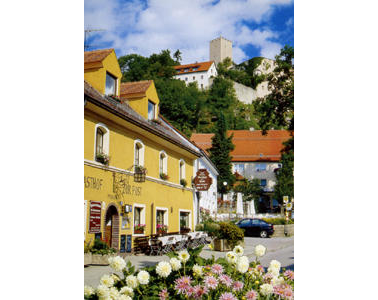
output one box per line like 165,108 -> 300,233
160,173 -> 169,180
180,179 -> 187,187
89,238 -> 116,265
96,152 -> 110,165
156,224 -> 168,235
134,224 -> 145,234
107,94 -> 121,102
213,222 -> 244,252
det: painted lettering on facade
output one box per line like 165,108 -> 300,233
84,176 -> 103,190
112,172 -> 142,199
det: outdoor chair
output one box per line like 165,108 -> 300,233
149,237 -> 162,256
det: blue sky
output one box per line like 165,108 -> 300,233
85,0 -> 293,64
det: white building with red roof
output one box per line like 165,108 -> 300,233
191,129 -> 293,214
173,61 -> 217,89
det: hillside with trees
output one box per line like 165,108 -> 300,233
118,50 -> 259,137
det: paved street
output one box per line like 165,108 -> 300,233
84,236 -> 293,287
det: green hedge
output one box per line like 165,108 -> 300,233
215,222 -> 244,248
263,218 -> 294,225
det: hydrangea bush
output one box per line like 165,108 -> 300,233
84,245 -> 294,299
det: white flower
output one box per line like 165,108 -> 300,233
254,244 -> 266,257
120,286 -> 134,297
271,276 -> 285,286
193,264 -> 203,276
233,245 -> 244,256
268,267 -> 280,277
109,287 -> 120,299
118,295 -> 132,300
269,260 -> 281,272
100,274 -> 114,287
170,257 -> 182,271
84,285 -> 94,297
111,274 -> 120,283
137,270 -> 150,285
178,250 -> 190,263
236,256 -> 249,273
96,284 -> 110,298
108,256 -> 126,272
156,261 -> 172,278
260,283 -> 274,296
225,251 -> 237,264
126,275 -> 138,289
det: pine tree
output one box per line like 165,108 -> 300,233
209,113 -> 235,194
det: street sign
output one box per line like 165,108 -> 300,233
286,202 -> 292,211
193,169 -> 213,191
283,196 -> 289,203
89,201 -> 102,233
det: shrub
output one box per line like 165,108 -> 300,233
216,222 -> 244,248
90,238 -> 116,255
203,222 -> 220,237
263,218 -> 294,225
195,223 -> 204,231
180,179 -> 187,187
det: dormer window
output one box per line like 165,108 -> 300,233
148,100 -> 156,120
105,72 -> 117,95
184,68 -> 189,72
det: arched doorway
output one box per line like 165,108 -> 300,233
104,205 -> 119,250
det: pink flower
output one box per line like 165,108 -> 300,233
232,281 -> 244,292
211,264 -> 224,275
219,292 -> 237,300
219,274 -> 233,287
192,285 -> 208,299
256,265 -> 264,273
284,270 -> 294,280
284,287 -> 294,299
158,288 -> 168,300
204,275 -> 218,290
245,290 -> 258,300
185,286 -> 195,297
174,276 -> 192,295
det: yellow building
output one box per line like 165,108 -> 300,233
84,49 -> 200,252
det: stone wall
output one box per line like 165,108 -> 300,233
271,224 -> 294,237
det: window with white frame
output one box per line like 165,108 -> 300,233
159,151 -> 167,175
156,210 -> 165,225
256,163 -> 267,172
148,100 -> 155,120
105,72 -> 117,95
94,123 -> 109,160
179,159 -> 186,182
133,204 -> 146,234
234,163 -> 245,176
180,212 -> 190,229
134,140 -> 145,169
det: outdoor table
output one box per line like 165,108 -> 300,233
159,235 -> 177,254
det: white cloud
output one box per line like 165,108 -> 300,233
84,0 -> 292,63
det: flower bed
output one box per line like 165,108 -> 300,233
84,245 -> 294,299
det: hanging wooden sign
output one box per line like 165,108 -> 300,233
193,169 -> 213,191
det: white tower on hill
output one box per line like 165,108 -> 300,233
209,36 -> 233,66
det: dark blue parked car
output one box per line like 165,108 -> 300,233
236,218 -> 274,238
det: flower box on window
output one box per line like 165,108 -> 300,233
180,227 -> 190,234
134,224 -> 145,234
96,152 -> 110,165
160,173 -> 169,181
156,224 -> 168,235
134,166 -> 147,182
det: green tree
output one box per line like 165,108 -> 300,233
255,46 -> 294,132
173,49 -> 182,63
234,178 -> 263,202
274,137 -> 294,204
209,113 -> 235,194
118,54 -> 150,82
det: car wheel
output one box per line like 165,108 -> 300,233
260,230 -> 268,238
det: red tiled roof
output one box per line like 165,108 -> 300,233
174,61 -> 214,75
190,130 -> 293,162
84,49 -> 114,64
120,80 -> 153,98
